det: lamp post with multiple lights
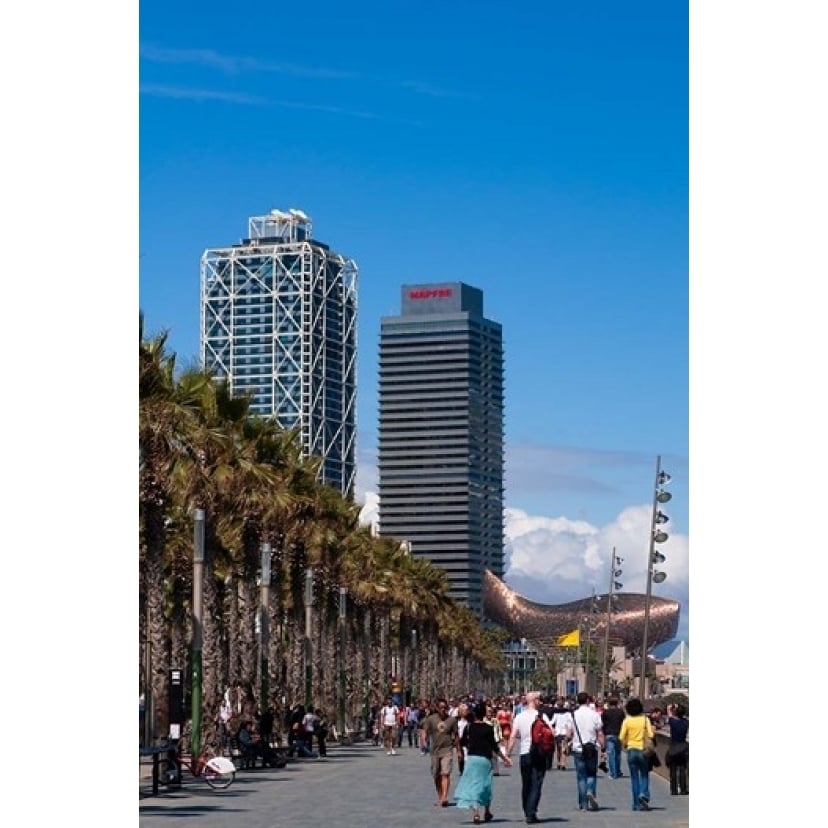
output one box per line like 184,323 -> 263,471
639,455 -> 672,698
582,591 -> 600,694
600,548 -> 623,698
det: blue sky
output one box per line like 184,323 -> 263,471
139,0 -> 689,639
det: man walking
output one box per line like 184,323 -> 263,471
421,697 -> 460,807
506,690 -> 552,824
570,692 -> 605,811
601,697 -> 625,779
379,697 -> 399,755
402,702 -> 420,747
550,697 -> 573,771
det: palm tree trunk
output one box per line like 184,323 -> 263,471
362,607 -> 373,726
200,523 -> 226,746
143,501 -> 171,739
237,578 -> 256,688
240,530 -> 260,693
225,574 -> 242,682
379,609 -> 388,690
170,574 -> 188,673
291,605 -> 304,706
346,610 -> 359,727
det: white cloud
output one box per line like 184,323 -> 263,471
505,505 -> 688,605
356,490 -> 689,640
358,490 -> 379,534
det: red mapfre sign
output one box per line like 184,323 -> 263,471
409,288 -> 452,299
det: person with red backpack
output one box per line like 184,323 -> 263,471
530,702 -> 557,771
505,690 -> 554,824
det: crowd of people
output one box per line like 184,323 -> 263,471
365,689 -> 688,822
213,683 -> 688,821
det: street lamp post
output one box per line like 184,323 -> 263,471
600,548 -> 623,698
411,629 -> 418,701
583,591 -> 599,694
571,624 -> 582,695
260,543 -> 271,713
304,568 -> 314,709
639,455 -> 672,699
338,587 -> 347,739
191,508 -> 205,757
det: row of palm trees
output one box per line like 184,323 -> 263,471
139,317 -> 507,743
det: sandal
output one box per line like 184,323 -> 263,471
473,817 -> 481,825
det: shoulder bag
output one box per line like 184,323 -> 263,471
643,720 -> 656,756
642,719 -> 661,768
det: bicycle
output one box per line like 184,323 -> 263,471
157,739 -> 236,790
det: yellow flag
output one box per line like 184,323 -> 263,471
556,628 -> 580,647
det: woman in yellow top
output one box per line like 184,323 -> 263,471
618,698 -> 654,811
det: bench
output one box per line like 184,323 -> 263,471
328,724 -> 361,744
139,744 -> 172,796
228,736 -> 288,769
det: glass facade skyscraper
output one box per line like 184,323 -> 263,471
377,283 -> 504,615
200,209 -> 358,496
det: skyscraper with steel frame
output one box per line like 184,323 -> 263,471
377,283 -> 504,616
200,209 -> 358,496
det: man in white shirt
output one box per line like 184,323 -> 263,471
506,690 -> 552,824
379,697 -> 399,755
569,692 -> 605,811
550,698 -> 573,771
301,708 -> 319,756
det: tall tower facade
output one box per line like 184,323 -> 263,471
200,209 -> 358,496
377,283 -> 504,615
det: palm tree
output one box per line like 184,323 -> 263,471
139,320 -> 213,736
141,319 -> 511,738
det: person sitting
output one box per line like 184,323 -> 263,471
236,720 -> 260,769
286,704 -> 306,757
237,719 -> 287,769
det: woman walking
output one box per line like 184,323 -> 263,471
482,704 -> 503,775
618,698 -> 655,811
453,701 -> 512,824
665,703 -> 689,794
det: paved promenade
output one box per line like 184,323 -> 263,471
139,740 -> 689,828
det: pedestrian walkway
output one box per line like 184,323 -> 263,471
139,740 -> 689,828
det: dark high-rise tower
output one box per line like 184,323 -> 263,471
377,283 -> 504,615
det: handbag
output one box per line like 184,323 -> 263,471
643,721 -> 656,757
665,741 -> 688,766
